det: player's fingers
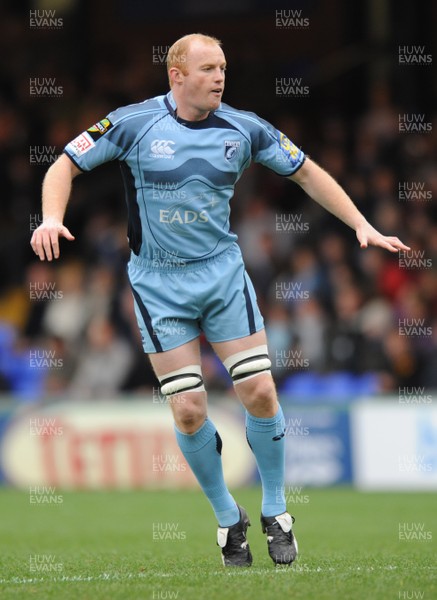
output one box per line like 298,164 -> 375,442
49,230 -> 60,259
358,229 -> 411,253
373,237 -> 410,253
42,231 -> 54,261
31,231 -> 47,261
31,223 -> 75,261
385,236 -> 410,251
30,231 -> 38,255
383,242 -> 402,253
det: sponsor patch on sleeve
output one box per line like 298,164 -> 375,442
277,132 -> 302,168
67,132 -> 95,157
86,118 -> 114,140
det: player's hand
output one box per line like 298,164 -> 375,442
30,217 -> 75,261
355,221 -> 410,253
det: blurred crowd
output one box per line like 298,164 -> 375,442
0,9 -> 436,402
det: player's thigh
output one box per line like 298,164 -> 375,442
211,329 -> 268,363
148,337 -> 202,378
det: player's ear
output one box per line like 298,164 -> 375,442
169,67 -> 184,86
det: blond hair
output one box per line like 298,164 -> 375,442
166,33 -> 222,87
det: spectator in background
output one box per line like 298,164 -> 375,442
23,261 -> 57,339
264,303 -> 294,384
42,260 -> 89,344
292,298 -> 327,371
69,315 -> 134,398
324,282 -> 366,373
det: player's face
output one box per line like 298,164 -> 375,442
177,42 -> 226,119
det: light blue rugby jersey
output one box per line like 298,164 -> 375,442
64,91 -> 305,263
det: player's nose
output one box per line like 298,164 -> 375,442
214,68 -> 224,82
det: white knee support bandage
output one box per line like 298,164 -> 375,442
159,364 -> 205,396
223,345 -> 271,384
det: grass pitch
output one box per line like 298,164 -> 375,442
0,487 -> 435,599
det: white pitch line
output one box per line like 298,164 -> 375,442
6,563 -> 436,586
0,572 -> 149,586
213,564 -> 402,576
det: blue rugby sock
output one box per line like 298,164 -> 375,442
174,418 -> 239,527
246,405 -> 286,517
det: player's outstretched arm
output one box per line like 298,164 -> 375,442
289,158 -> 410,253
31,154 -> 81,261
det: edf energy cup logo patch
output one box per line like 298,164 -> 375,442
278,133 -> 300,165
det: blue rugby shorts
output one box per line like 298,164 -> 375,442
127,243 -> 264,353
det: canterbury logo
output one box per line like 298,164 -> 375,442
151,139 -> 176,155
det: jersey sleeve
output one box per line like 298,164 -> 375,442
63,108 -> 137,171
249,113 -> 305,176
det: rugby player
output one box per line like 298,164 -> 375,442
31,33 -> 409,567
